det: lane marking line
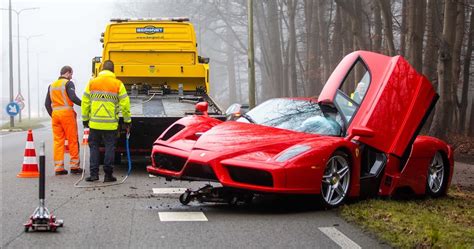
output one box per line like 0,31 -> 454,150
158,212 -> 208,222
318,227 -> 361,249
152,188 -> 188,195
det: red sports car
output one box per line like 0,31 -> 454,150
147,51 -> 454,207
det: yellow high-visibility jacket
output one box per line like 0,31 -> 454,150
82,70 -> 131,130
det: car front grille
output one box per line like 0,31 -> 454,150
153,153 -> 187,172
225,165 -> 273,187
182,163 -> 218,181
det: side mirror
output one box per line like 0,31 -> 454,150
91,57 -> 101,76
346,126 -> 374,141
195,102 -> 209,117
225,103 -> 242,120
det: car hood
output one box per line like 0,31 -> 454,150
193,121 -> 317,155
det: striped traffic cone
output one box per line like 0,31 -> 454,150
64,139 -> 69,154
17,129 -> 40,178
82,128 -> 89,145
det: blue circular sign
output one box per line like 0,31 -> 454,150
6,102 -> 20,117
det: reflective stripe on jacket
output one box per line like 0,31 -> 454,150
82,70 -> 131,130
50,79 -> 74,112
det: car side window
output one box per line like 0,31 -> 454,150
334,59 -> 371,124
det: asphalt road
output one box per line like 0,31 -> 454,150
0,123 -> 389,249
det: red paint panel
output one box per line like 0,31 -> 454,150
354,56 -> 435,157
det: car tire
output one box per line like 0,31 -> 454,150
426,151 -> 448,198
179,191 -> 192,205
319,151 -> 351,208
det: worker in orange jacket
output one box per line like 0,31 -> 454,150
45,66 -> 83,175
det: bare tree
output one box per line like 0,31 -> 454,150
460,7 -> 473,133
406,0 -> 425,72
400,0 -> 408,56
373,0 -> 382,53
423,0 -> 442,84
430,0 -> 458,139
226,23 -> 237,105
305,0 -> 322,96
331,5 -> 344,70
452,0 -> 466,128
287,0 -> 298,96
378,0 -> 396,55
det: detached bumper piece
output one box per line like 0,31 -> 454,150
179,185 -> 254,206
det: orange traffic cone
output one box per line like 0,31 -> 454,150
17,129 -> 40,178
82,128 -> 89,145
64,139 -> 69,154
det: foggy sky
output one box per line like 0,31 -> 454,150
1,0 -> 119,120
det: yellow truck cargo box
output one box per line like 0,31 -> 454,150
93,18 -> 209,92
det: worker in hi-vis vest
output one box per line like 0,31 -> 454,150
81,60 -> 131,182
45,66 -> 83,175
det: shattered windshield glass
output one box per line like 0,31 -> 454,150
238,99 -> 342,136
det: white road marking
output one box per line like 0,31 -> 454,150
152,188 -> 188,195
319,227 -> 361,249
158,212 -> 208,222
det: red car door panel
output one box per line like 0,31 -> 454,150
319,51 -> 437,157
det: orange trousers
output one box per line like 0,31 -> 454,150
52,110 -> 79,170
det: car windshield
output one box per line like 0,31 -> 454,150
237,98 -> 342,136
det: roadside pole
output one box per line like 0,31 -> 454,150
8,0 -> 14,128
247,0 -> 256,109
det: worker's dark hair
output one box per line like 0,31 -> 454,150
102,60 -> 114,72
60,65 -> 73,75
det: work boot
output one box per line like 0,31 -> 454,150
85,175 -> 99,182
70,167 -> 83,174
104,174 -> 117,183
55,169 -> 68,175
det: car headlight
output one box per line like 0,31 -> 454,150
275,145 -> 311,163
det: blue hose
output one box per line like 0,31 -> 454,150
126,132 -> 132,176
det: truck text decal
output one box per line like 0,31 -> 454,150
136,26 -> 164,34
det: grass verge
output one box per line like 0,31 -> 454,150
1,118 -> 49,131
339,186 -> 474,248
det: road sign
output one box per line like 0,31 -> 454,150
15,93 -> 25,102
6,102 -> 20,116
17,101 -> 25,111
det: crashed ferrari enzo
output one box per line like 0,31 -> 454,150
147,51 -> 453,207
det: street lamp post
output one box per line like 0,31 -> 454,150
8,0 -> 14,128
23,35 -> 43,120
0,6 -> 39,122
36,53 -> 41,118
247,0 -> 256,109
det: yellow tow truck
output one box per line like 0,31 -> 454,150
91,17 -> 223,160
